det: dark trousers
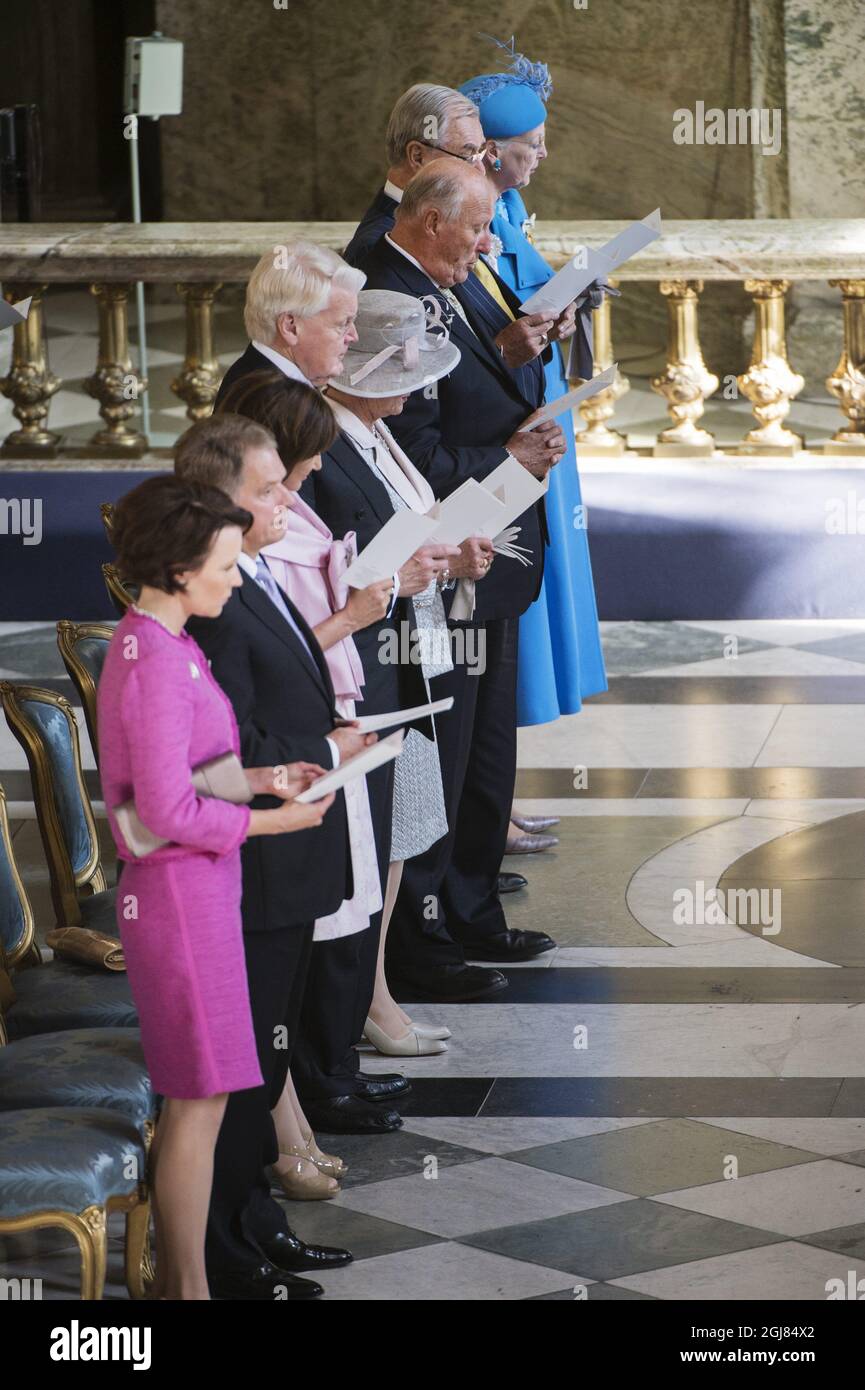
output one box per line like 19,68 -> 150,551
292,757 -> 393,1102
205,922 -> 313,1276
386,617 -> 516,977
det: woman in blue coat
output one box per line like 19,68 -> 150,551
460,43 -> 608,730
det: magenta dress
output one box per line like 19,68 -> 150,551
97,608 -> 263,1100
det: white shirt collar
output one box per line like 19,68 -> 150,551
384,233 -> 440,288
327,396 -> 377,452
236,550 -> 259,578
383,179 -> 404,204
251,341 -> 313,386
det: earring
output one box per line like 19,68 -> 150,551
492,158 -> 502,171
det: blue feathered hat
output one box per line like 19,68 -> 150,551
459,35 -> 552,139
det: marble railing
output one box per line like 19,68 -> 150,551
1,219 -> 864,459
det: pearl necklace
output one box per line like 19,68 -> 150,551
131,603 -> 185,638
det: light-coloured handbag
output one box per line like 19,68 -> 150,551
113,752 -> 252,858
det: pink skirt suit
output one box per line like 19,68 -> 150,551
97,607 -> 263,1100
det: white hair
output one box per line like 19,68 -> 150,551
398,164 -> 487,223
243,240 -> 365,343
385,83 -> 479,165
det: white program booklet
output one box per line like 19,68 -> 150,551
355,696 -> 454,734
517,364 -> 618,431
520,209 -> 662,317
295,730 -> 404,803
342,510 -> 439,588
478,456 -> 547,532
427,477 -> 508,545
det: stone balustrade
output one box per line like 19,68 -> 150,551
1,219 -> 864,460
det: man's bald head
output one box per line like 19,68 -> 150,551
392,159 -> 495,287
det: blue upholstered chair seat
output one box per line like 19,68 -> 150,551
5,959 -> 136,1040
78,886 -> 118,932
0,1028 -> 152,1127
0,1107 -> 145,1220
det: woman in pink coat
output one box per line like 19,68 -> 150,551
98,474 -> 333,1299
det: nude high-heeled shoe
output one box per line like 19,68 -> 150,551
299,1131 -> 347,1180
273,1151 -> 339,1200
364,1018 -> 447,1056
411,1023 -> 452,1041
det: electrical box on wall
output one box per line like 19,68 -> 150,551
124,34 -> 184,118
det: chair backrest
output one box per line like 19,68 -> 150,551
0,683 -> 105,930
56,622 -> 113,767
0,781 -> 37,968
101,562 -> 136,617
100,501 -> 115,540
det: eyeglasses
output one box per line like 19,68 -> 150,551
418,139 -> 493,166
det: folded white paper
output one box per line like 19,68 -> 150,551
427,477 -> 508,545
295,730 -> 404,803
478,456 -> 547,531
520,209 -> 662,317
342,510 -> 439,588
355,696 -> 454,734
0,297 -> 32,331
517,364 -> 618,431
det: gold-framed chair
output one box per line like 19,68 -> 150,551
0,683 -> 110,934
0,1105 -> 152,1299
56,622 -> 114,767
100,503 -> 137,616
101,563 -> 135,618
0,779 -> 135,1037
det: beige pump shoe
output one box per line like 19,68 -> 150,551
364,1017 -> 447,1056
273,1149 -> 339,1201
300,1131 -> 348,1180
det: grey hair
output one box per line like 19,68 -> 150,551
385,83 -> 479,165
244,239 -> 365,343
398,164 -> 486,223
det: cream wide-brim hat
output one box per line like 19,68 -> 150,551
327,289 -> 461,398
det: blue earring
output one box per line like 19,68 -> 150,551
493,158 -> 502,171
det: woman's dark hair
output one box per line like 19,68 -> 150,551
215,370 -> 339,468
111,475 -> 252,594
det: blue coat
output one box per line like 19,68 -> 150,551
492,188 -> 607,721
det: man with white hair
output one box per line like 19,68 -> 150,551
343,83 -> 488,266
217,239 -> 365,402
360,160 -> 567,1003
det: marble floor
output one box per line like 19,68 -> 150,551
2,617 -> 865,1300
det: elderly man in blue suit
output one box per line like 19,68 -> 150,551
358,159 -> 574,1002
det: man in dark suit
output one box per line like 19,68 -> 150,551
344,83 -> 487,267
356,161 -> 574,1001
178,409 -> 403,1298
209,243 -> 424,1133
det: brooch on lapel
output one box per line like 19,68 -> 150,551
188,661 -> 200,679
521,212 -> 537,244
488,232 -> 504,263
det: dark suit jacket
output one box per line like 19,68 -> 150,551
188,573 -> 351,930
215,342 -> 281,412
356,233 -> 547,622
343,188 -> 399,268
299,429 -> 431,726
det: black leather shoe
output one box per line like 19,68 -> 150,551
512,813 -> 560,833
462,927 -> 557,962
498,871 -> 528,893
258,1229 -> 353,1273
390,963 -> 508,1003
209,1262 -> 322,1301
355,1072 -> 411,1103
304,1094 -> 403,1133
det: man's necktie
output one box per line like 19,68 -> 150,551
472,258 -> 515,321
254,556 -> 319,669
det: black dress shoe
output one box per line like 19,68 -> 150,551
389,963 -> 508,1003
512,813 -> 560,833
355,1072 -> 411,1103
304,1094 -> 403,1133
258,1229 -> 353,1273
498,871 -> 528,893
209,1262 -> 322,1301
462,927 -> 557,962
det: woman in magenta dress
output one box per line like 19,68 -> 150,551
98,474 -> 333,1300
